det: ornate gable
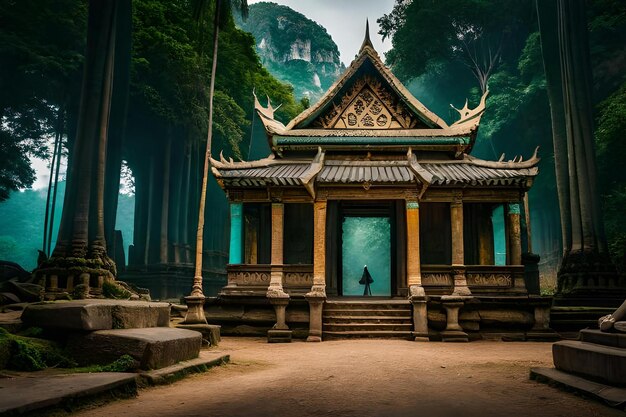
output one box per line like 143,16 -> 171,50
312,75 -> 425,130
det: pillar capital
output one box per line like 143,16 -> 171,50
406,201 -> 419,210
507,202 -> 521,214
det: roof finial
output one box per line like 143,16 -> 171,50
360,18 -> 373,52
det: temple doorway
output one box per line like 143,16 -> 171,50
337,202 -> 395,296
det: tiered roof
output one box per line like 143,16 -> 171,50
210,23 -> 539,196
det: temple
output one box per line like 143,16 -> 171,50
207,26 -> 552,342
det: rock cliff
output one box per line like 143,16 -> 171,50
236,2 -> 344,102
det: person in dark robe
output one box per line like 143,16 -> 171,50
359,265 -> 374,296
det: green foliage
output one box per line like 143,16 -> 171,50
72,354 -> 138,373
596,82 -> 626,264
0,328 -> 76,371
0,0 -> 86,199
378,0 -> 533,85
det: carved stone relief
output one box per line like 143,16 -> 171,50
466,273 -> 512,287
422,273 -> 454,286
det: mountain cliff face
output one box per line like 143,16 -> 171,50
236,2 -> 344,102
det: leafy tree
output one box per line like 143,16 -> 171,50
0,0 -> 86,200
378,0 -> 534,93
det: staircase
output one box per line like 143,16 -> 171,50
322,299 -> 413,340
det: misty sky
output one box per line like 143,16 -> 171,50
247,0 -> 397,65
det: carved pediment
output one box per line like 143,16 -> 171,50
312,75 -> 426,130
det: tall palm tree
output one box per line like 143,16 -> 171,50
184,0 -> 248,324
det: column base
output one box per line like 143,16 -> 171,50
441,330 -> 469,342
267,329 -> 293,343
306,335 -> 322,343
182,295 -> 208,325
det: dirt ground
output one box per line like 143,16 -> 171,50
76,337 -> 620,417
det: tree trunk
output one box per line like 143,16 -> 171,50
536,0 -> 571,257
537,0 -> 619,301
104,0 -> 132,262
36,0 -> 120,294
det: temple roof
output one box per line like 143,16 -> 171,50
211,148 -> 540,198
253,24 -> 487,153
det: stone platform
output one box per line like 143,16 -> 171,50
21,299 -> 170,331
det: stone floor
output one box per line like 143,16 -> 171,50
74,338 -> 622,417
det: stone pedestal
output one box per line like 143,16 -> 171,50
305,294 -> 325,342
409,285 -> 429,341
526,295 -> 560,341
268,297 -> 292,343
182,295 -> 208,325
440,295 -> 469,342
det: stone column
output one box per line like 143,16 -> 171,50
228,202 -> 243,264
451,194 -> 471,296
267,203 -> 288,298
508,203 -> 522,265
267,203 -> 291,342
406,200 -> 428,341
306,200 -> 327,342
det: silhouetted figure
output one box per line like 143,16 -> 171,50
359,265 -> 374,296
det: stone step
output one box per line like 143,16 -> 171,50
323,315 -> 412,324
580,329 -> 626,349
67,327 -> 202,370
323,330 -> 413,340
553,340 -> 626,385
324,323 -> 414,332
325,300 -> 410,310
323,309 -> 411,317
22,300 -> 170,331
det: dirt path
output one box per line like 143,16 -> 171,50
76,338 -> 620,417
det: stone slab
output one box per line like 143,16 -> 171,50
140,352 -> 230,385
67,327 -> 202,370
553,340 -> 626,385
22,300 -> 170,331
531,367 -> 626,408
581,329 -> 626,348
0,372 -> 137,415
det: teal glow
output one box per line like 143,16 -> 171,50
492,205 -> 506,265
229,203 -> 243,264
342,217 -> 391,296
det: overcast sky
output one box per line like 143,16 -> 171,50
248,0 -> 397,65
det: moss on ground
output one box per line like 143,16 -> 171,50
0,328 -> 76,371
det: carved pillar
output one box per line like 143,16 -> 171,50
508,203 -> 522,265
451,194 -> 471,296
228,203 -> 243,264
306,200 -> 327,342
267,203 -> 288,298
406,200 -> 428,341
